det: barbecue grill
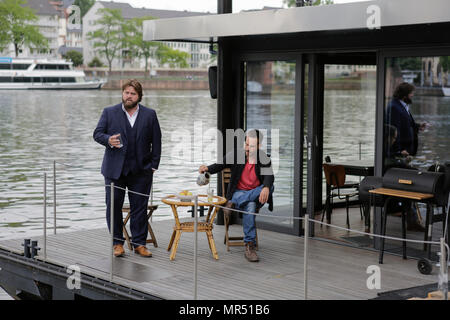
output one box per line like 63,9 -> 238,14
359,165 -> 449,273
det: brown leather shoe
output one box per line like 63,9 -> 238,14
223,201 -> 235,216
113,244 -> 125,257
244,242 -> 259,262
134,245 -> 152,257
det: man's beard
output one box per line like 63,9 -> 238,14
123,99 -> 138,109
404,97 -> 412,104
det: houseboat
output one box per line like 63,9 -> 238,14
0,57 -> 105,90
0,0 -> 448,301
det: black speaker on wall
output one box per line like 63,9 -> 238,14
208,66 -> 217,99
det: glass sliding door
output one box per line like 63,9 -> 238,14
244,60 -> 297,231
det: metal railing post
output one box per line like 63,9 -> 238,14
359,141 -> 362,160
110,182 -> 114,282
439,237 -> 448,300
43,172 -> 47,260
193,195 -> 198,300
53,160 -> 57,235
303,214 -> 309,300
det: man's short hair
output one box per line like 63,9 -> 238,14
122,79 -> 143,102
393,82 -> 415,100
245,129 -> 263,145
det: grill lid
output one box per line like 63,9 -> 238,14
382,168 -> 444,196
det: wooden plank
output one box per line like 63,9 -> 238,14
369,188 -> 434,200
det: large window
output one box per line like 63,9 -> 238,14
245,60 -> 296,229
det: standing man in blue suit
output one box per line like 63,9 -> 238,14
94,79 -> 162,257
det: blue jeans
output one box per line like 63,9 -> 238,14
231,185 -> 274,244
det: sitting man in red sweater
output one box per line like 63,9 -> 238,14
199,129 -> 274,262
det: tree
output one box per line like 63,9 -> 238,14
73,0 -> 95,18
87,8 -> 125,72
156,45 -> 190,68
63,50 -> 83,67
127,16 -> 161,74
440,56 -> 450,73
0,0 -> 48,57
284,0 -> 334,7
88,56 -> 105,68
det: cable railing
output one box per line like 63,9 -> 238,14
14,160 -> 450,300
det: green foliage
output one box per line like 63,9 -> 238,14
440,56 -> 450,73
126,16 -> 161,73
0,0 -> 48,57
63,50 -> 83,67
88,56 -> 105,68
284,0 -> 334,7
73,0 -> 95,18
397,57 -> 422,71
87,8 -> 125,71
156,45 -> 190,68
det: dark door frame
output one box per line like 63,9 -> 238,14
234,51 -> 304,236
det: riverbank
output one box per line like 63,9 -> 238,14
101,79 -> 209,90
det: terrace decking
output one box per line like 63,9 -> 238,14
0,210 -> 439,300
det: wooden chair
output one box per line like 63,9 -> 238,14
122,204 -> 158,250
322,163 -> 361,229
221,168 -> 259,251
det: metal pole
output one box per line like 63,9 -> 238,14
110,182 -> 114,282
439,237 -> 448,300
303,214 -> 309,300
193,195 -> 198,300
43,172 -> 47,260
53,160 -> 56,235
359,141 -> 362,160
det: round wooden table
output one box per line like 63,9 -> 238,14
162,194 -> 227,260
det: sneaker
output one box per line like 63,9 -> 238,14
244,242 -> 259,262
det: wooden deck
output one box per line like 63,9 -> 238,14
0,215 -> 439,300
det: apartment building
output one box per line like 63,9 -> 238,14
0,0 -> 82,58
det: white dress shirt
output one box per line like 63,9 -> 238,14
122,103 -> 139,127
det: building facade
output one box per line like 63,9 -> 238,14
0,0 -> 82,59
83,1 -> 212,70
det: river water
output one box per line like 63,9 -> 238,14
0,89 -> 449,241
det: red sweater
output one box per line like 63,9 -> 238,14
236,161 -> 261,190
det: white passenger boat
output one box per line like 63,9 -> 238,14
0,57 -> 106,89
442,86 -> 450,96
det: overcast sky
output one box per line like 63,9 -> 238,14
111,0 -> 370,13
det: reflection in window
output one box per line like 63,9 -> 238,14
323,64 -> 376,164
245,61 -> 296,228
384,56 -> 450,172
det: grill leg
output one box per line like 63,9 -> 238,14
401,209 -> 407,260
424,205 -> 431,251
379,197 -> 391,264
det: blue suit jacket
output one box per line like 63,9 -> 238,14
93,103 -> 162,179
386,98 -> 419,156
